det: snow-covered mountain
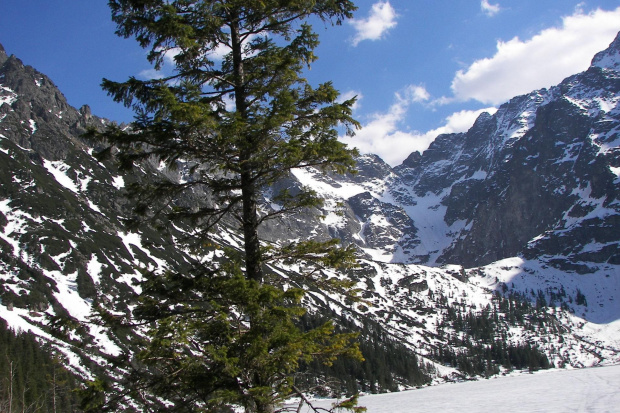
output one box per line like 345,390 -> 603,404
0,32 -> 619,390
269,33 -> 620,272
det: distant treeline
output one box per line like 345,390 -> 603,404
432,291 -> 552,377
0,318 -> 81,412
297,313 -> 433,396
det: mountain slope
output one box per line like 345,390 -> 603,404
0,44 -> 202,375
0,33 -> 619,393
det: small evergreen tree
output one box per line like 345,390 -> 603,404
85,1 -> 366,412
575,289 -> 587,307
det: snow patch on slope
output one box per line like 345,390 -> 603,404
401,190 -> 468,265
43,159 -> 80,193
0,85 -> 17,106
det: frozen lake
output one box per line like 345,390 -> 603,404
297,365 -> 620,412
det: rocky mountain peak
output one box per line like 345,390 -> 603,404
0,42 -> 7,65
0,47 -> 106,161
399,150 -> 422,169
591,31 -> 620,71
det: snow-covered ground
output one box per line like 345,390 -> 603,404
297,365 -> 620,412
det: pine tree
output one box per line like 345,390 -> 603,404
84,1 -> 366,412
0,319 -> 80,412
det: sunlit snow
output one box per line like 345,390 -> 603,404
43,159 -> 79,193
400,190 -> 467,264
87,254 -> 103,285
292,167 -> 367,199
118,231 -> 167,275
295,365 -> 620,413
0,85 -> 17,106
112,175 -> 125,189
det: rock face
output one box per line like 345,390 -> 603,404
0,49 -> 93,160
274,33 -> 620,271
0,45 -> 195,359
426,44 -> 620,269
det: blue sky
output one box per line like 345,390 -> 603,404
1,1 -> 620,165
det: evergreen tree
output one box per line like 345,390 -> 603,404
0,319 -> 81,412
85,1 -> 366,412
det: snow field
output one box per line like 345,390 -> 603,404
295,364 -> 620,413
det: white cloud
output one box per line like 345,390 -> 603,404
349,1 -> 398,46
451,7 -> 620,105
139,68 -> 165,80
481,0 -> 501,17
340,88 -> 417,165
402,84 -> 431,103
163,47 -> 182,65
163,44 -> 230,62
342,85 -> 496,166
208,43 -> 230,60
574,3 -> 586,14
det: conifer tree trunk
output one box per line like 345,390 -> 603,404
241,172 -> 263,283
231,12 -> 270,410
8,360 -> 13,413
231,15 -> 264,284
256,402 -> 274,413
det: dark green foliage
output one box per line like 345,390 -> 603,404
433,292 -> 552,377
432,339 -> 551,377
85,257 -> 363,412
575,289 -> 588,306
297,314 -> 431,395
0,319 -> 82,412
